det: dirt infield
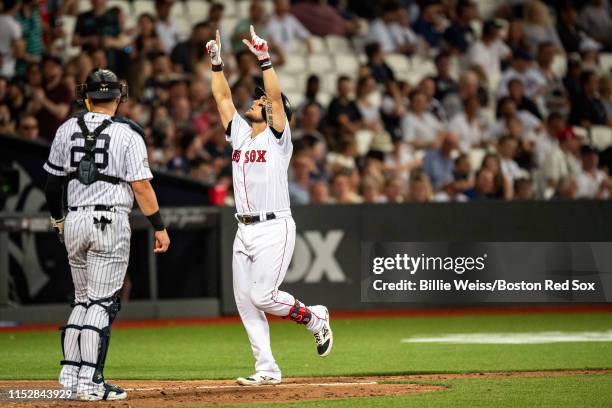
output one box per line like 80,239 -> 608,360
1,370 -> 610,407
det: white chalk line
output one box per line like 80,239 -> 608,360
125,381 -> 378,392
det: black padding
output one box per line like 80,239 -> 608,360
270,126 -> 283,139
81,361 -> 97,368
82,325 -> 104,335
60,360 -> 82,367
225,120 -> 232,136
114,116 -> 145,139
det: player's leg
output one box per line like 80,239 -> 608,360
248,218 -> 333,356
59,211 -> 90,395
77,212 -> 130,401
233,227 -> 282,385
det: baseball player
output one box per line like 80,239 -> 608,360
206,27 -> 333,386
43,69 -> 170,400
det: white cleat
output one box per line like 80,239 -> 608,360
236,373 -> 281,386
77,383 -> 127,401
313,306 -> 333,357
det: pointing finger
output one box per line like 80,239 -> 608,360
250,24 -> 256,39
215,29 -> 220,45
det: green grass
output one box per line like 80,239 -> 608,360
221,375 -> 612,408
2,312 -> 612,406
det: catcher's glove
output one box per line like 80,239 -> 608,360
50,216 -> 65,243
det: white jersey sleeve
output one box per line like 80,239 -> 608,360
43,123 -> 68,176
226,111 -> 251,149
269,119 -> 292,155
124,130 -> 153,182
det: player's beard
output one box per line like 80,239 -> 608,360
245,110 -> 266,123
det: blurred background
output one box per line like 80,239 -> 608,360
0,0 -> 611,323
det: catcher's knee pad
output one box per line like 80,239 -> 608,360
59,301 -> 88,368
89,291 -> 122,323
285,300 -> 312,325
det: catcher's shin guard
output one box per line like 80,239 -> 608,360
59,301 -> 87,390
285,300 -> 312,325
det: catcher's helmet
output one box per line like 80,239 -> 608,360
76,69 -> 128,106
253,86 -> 293,122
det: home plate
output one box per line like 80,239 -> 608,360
401,330 -> 612,344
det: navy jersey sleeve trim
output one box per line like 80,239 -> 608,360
270,126 -> 283,139
46,160 -> 64,172
225,120 -> 233,137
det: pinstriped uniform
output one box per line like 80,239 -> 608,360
44,111 -> 152,394
227,112 -> 326,379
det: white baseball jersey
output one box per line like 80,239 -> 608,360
43,111 -> 153,211
227,111 -> 292,214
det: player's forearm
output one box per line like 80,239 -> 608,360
262,67 -> 282,101
44,175 -> 65,219
211,71 -> 232,105
131,180 -> 160,216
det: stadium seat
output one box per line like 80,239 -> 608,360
134,0 -> 156,16
281,54 -> 308,74
320,74 -> 339,95
551,54 -> 567,78
276,71 -> 301,93
478,0 -> 502,19
262,0 -> 274,15
170,1 -> 187,20
600,53 -> 612,74
78,0 -> 91,12
310,36 -> 327,53
223,1 -> 237,18
174,16 -> 192,38
186,1 -> 210,22
333,53 -> 359,76
317,92 -> 332,107
591,126 -> 612,151
286,91 -> 304,107
468,148 -> 486,171
326,35 -> 352,53
222,17 -> 238,36
308,54 -> 335,75
385,54 -> 409,77
237,1 -> 250,19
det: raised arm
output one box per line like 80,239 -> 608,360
242,25 -> 286,133
206,30 -> 236,130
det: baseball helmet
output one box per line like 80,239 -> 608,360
253,86 -> 293,122
76,69 -> 128,106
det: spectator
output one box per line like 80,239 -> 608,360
329,172 -> 362,203
267,0 -> 312,54
16,113 -> 38,140
327,137 -> 358,172
288,155 -> 313,204
433,51 -> 458,101
326,76 -> 362,136
576,144 -> 611,198
488,97 -> 541,142
554,175 -> 579,199
0,0 -> 24,78
295,74 -> 323,121
15,0 -> 43,78
380,79 -> 406,141
73,0 -> 129,75
521,1 -> 562,54
498,135 -> 523,187
514,177 -> 535,200
533,112 -> 563,167
295,102 -> 324,140
232,0 -> 268,52
406,171 -> 433,202
291,0 -> 346,37
155,0 -> 182,54
557,2 -> 586,54
132,13 -> 164,59
466,19 -> 511,90
579,38 -> 602,72
26,55 -> 71,141
355,75 -> 385,134
531,41 -> 567,116
231,50 -> 261,91
383,173 -> 405,203
464,168 -> 497,200
309,180 -> 330,204
497,49 -> 540,99
412,0 -> 447,49
480,153 -> 512,199
367,0 -> 417,55
500,78 -> 542,120
0,104 -> 15,134
541,127 -> 582,190
422,132 -> 459,190
442,68 -> 482,119
171,20 -> 213,74
361,176 -> 386,203
601,75 -> 612,119
420,77 -> 446,122
570,71 -> 610,127
578,0 -> 612,51
401,89 -> 444,149
449,95 -> 486,153
443,0 -> 478,54
365,42 -> 395,84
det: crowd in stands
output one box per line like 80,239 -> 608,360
1,0 -> 611,204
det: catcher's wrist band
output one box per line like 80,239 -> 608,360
147,211 -> 166,231
212,62 -> 224,72
259,58 -> 272,71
